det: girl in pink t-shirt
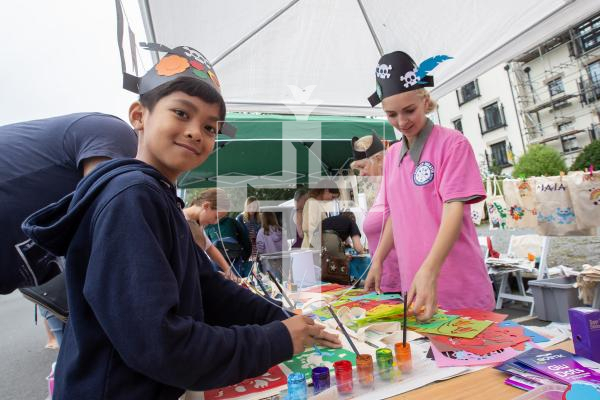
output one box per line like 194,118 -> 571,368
364,51 -> 495,319
351,134 -> 401,292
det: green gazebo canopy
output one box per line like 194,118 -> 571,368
177,113 -> 394,188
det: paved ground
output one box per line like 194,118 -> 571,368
0,291 -> 56,400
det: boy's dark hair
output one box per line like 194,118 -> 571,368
140,77 -> 226,121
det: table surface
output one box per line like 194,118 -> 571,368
395,341 -> 573,400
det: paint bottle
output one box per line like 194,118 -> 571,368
356,354 -> 374,387
287,372 -> 307,400
395,342 -> 413,373
311,366 -> 330,394
376,348 -> 394,381
333,360 -> 353,394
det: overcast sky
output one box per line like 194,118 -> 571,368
0,1 -> 138,126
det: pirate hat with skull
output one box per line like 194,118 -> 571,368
351,133 -> 384,161
368,51 -> 438,107
123,43 -> 236,137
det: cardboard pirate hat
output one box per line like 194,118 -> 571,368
123,43 -> 236,137
351,133 -> 384,160
368,51 -> 451,107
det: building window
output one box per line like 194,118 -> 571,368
590,124 -> 600,141
479,102 -> 506,134
558,121 -> 575,133
575,14 -> 600,53
490,141 -> 510,167
452,118 -> 463,133
580,61 -> 600,105
456,80 -> 480,106
561,134 -> 580,153
547,78 -> 564,96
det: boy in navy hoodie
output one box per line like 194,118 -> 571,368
23,46 -> 340,400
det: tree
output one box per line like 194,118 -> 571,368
570,140 -> 600,172
512,145 -> 567,177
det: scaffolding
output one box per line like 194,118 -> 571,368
510,12 -> 600,155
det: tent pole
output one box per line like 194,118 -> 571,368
356,0 -> 384,56
138,0 -> 159,64
212,0 -> 301,66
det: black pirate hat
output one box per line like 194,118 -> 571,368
368,51 -> 451,107
351,133 -> 384,160
123,43 -> 236,137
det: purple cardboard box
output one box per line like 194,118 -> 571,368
569,307 -> 600,364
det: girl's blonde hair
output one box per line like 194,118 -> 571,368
191,188 -> 230,211
260,212 -> 280,235
416,88 -> 437,114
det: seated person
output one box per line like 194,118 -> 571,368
205,214 -> 252,277
321,212 -> 365,255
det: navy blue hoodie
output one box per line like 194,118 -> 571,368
22,159 -> 293,399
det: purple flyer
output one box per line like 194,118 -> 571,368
517,349 -> 600,385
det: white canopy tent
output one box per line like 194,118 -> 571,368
119,0 -> 600,116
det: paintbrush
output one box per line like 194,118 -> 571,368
403,291 -> 408,347
327,305 -> 360,356
267,270 -> 295,309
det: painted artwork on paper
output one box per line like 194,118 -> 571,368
281,346 -> 356,380
203,366 -> 287,400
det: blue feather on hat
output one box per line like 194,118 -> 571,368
416,55 -> 453,84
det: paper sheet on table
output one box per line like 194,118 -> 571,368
430,341 -> 520,367
201,365 -> 287,400
413,317 -> 492,338
428,324 -> 531,355
445,308 -> 509,323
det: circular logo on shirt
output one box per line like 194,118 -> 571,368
413,161 -> 435,186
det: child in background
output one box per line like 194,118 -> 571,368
256,212 -> 283,280
256,212 -> 283,255
183,188 -> 234,278
23,45 -> 340,400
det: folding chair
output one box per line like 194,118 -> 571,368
494,234 -> 550,315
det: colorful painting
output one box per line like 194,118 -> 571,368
414,317 -> 492,338
445,308 -> 508,323
203,366 -> 287,400
428,325 -> 530,355
430,341 -> 520,367
281,346 -> 356,381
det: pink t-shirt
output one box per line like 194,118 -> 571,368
383,123 -> 494,310
363,184 -> 401,292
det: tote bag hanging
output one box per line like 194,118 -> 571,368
486,176 -> 508,230
567,171 -> 600,230
470,199 -> 485,225
502,178 -> 537,229
533,175 -> 592,236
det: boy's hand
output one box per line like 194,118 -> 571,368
282,315 -> 342,355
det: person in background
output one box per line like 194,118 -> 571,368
237,196 -> 261,263
183,189 -> 234,278
291,188 -> 308,249
205,213 -> 252,277
364,51 -> 494,319
256,212 -> 283,280
352,134 -> 402,293
0,113 -> 137,350
321,211 -> 365,254
302,180 -> 340,249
